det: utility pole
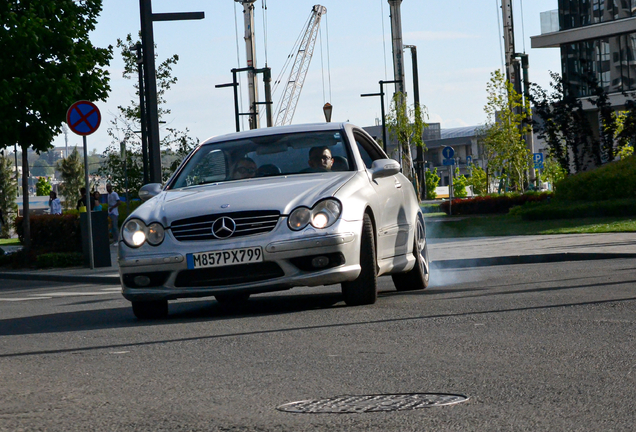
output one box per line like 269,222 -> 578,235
135,42 -> 149,185
236,0 -> 260,129
404,44 -> 424,198
139,0 -> 204,183
63,124 -> 69,158
501,0 -> 535,184
388,0 -> 406,96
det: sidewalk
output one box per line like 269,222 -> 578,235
0,233 -> 635,285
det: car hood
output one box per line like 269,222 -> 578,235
132,172 -> 357,226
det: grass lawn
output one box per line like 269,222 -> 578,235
425,214 -> 636,238
0,238 -> 20,246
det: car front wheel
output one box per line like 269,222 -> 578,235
392,216 -> 430,291
131,300 -> 169,320
341,213 -> 378,306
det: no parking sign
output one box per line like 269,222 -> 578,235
66,100 -> 101,269
66,101 -> 101,136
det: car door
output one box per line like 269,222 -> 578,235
353,132 -> 409,260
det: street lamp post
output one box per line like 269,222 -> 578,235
361,79 -> 402,153
139,0 -> 204,183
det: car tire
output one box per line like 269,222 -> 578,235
131,300 -> 169,320
215,293 -> 251,304
392,216 -> 430,291
342,213 -> 378,306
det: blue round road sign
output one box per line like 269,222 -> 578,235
442,146 -> 455,159
66,101 -> 101,136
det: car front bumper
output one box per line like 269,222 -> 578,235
118,218 -> 363,302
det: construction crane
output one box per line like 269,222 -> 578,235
274,5 -> 327,126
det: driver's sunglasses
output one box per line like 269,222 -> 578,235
237,166 -> 256,174
313,155 -> 332,161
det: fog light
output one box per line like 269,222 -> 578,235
133,275 -> 151,287
311,256 -> 330,268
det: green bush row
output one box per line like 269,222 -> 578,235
439,192 -> 552,215
36,252 -> 84,268
15,214 -> 82,253
556,155 -> 636,201
510,198 -> 636,220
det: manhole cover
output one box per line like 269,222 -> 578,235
277,393 -> 469,414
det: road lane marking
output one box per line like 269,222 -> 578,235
0,288 -> 121,302
0,297 -> 53,302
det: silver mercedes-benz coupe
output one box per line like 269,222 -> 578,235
118,123 -> 430,319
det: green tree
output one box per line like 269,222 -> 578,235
542,155 -> 567,191
0,1 -> 112,252
424,168 -> 440,200
386,92 -> 428,194
57,148 -> 84,210
482,70 -> 532,192
98,35 -> 197,195
0,153 -> 18,238
31,158 -> 54,177
467,163 -> 487,195
35,177 -> 51,196
617,144 -> 633,160
453,167 -> 469,198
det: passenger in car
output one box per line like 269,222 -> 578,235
232,157 -> 257,180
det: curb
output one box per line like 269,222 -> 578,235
0,272 -> 120,285
431,252 -> 636,269
1,252 -> 635,284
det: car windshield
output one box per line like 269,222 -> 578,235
169,130 -> 354,189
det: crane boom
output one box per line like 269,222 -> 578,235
274,5 -> 327,127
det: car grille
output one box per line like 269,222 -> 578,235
170,210 -> 280,241
174,262 -> 285,287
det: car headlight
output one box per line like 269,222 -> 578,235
288,207 -> 311,231
147,223 -> 165,246
288,199 -> 342,231
122,219 -> 165,247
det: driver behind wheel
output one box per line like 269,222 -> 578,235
308,146 -> 333,171
232,157 -> 257,180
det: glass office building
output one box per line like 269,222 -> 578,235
533,1 -> 636,98
560,0 -> 636,30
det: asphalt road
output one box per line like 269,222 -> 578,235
1,259 -> 635,431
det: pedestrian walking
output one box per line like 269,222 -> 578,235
106,183 -> 121,245
49,191 -> 62,215
0,208 -> 5,234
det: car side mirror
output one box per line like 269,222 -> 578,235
138,183 -> 163,202
369,159 -> 401,180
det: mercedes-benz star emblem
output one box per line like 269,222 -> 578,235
211,217 -> 236,239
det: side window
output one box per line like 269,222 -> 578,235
356,140 -> 374,169
354,133 -> 384,169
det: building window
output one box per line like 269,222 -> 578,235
561,32 -> 636,96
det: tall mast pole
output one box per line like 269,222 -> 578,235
501,0 -> 517,91
388,0 -> 405,96
501,0 -> 535,184
237,0 -> 260,129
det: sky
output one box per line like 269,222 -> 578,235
53,0 -> 561,154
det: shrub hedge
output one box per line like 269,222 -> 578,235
556,155 -> 636,201
15,214 -> 82,253
509,198 -> 636,220
439,192 -> 552,215
36,252 -> 84,268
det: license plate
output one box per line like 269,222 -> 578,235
187,247 -> 263,269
